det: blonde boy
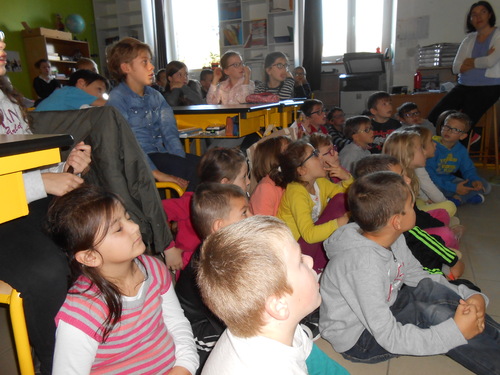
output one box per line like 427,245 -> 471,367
425,112 -> 491,205
198,216 -> 346,375
320,172 -> 500,374
338,115 -> 374,172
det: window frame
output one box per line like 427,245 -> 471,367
321,0 -> 394,63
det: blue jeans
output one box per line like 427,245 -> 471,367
441,177 -> 492,203
342,278 -> 500,375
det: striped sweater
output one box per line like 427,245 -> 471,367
56,255 -> 176,374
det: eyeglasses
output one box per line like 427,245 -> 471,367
0,31 -> 4,42
404,111 -> 421,118
272,63 -> 289,70
442,124 -> 465,134
227,62 -> 245,69
358,126 -> 373,133
322,145 -> 338,157
299,149 -> 320,166
310,108 -> 327,116
175,71 -> 188,78
294,72 -> 305,77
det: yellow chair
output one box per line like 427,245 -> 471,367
0,281 -> 35,375
155,182 -> 185,199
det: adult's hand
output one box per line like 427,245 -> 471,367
42,173 -> 84,196
64,142 -> 91,175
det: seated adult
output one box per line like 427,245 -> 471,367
35,69 -> 109,111
428,1 -> 500,142
1,37 -> 90,373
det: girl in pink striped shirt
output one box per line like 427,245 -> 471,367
47,185 -> 198,375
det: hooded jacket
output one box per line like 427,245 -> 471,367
319,222 -> 485,354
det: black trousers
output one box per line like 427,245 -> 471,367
0,197 -> 70,375
428,84 -> 500,132
149,152 -> 201,192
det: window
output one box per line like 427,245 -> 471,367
322,0 -> 391,60
166,0 -> 220,69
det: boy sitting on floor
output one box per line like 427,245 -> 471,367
198,215 -> 349,375
367,91 -> 401,153
319,171 -> 500,374
426,112 -> 491,206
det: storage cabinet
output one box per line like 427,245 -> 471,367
22,34 -> 90,98
218,0 -> 299,82
92,0 -> 156,74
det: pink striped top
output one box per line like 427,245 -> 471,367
56,255 -> 176,374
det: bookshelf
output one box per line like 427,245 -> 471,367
22,33 -> 90,98
218,0 -> 299,82
92,0 -> 157,74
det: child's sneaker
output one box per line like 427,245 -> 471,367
451,224 -> 465,242
467,194 -> 485,205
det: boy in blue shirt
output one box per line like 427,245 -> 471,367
426,112 -> 491,205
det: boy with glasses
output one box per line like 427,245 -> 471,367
339,115 -> 374,173
397,101 -> 436,134
426,112 -> 491,205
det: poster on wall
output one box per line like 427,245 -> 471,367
6,51 -> 22,72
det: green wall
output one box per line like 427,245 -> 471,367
2,0 -> 98,98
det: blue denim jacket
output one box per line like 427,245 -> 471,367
107,82 -> 185,170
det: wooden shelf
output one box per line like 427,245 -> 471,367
23,35 -> 90,98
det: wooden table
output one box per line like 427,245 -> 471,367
0,133 -> 73,223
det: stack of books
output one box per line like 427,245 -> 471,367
418,43 -> 460,68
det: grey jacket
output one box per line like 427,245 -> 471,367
30,106 -> 171,254
319,222 -> 486,355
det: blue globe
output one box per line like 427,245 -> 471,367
65,14 -> 86,34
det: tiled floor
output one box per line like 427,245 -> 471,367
0,168 -> 498,375
316,167 -> 500,375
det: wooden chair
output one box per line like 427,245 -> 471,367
0,281 -> 35,375
156,182 -> 185,198
467,103 -> 499,175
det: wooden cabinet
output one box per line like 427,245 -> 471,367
23,35 -> 90,98
218,0 -> 299,81
92,0 -> 156,73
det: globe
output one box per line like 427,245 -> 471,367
65,14 -> 86,34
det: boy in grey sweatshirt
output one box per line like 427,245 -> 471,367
319,172 -> 500,375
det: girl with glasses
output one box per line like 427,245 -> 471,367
163,60 -> 204,106
276,140 -> 353,273
206,50 -> 255,105
254,51 -> 295,100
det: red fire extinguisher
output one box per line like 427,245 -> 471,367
414,70 -> 422,92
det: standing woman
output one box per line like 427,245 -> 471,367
428,1 -> 500,140
163,60 -> 204,106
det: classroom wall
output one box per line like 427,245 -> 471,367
2,0 -> 98,98
392,0 -> 499,89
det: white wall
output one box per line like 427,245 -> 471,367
392,0 -> 500,89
